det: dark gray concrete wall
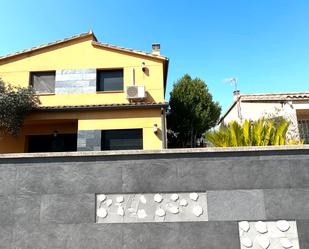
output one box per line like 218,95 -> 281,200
0,149 -> 309,249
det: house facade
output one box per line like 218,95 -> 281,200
219,92 -> 309,144
0,31 -> 169,153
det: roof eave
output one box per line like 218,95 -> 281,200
33,103 -> 169,112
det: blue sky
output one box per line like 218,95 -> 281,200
1,0 -> 309,112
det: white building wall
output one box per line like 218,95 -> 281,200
221,101 -> 301,140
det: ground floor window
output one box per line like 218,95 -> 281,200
101,129 -> 143,150
27,133 -> 77,152
298,120 -> 309,144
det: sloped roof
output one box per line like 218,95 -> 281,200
239,92 -> 309,101
0,30 -> 168,61
0,31 -> 96,61
33,102 -> 169,112
219,92 -> 309,124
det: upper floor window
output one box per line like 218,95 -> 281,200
97,69 -> 123,92
30,71 -> 56,94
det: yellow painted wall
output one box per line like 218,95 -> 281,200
0,36 -> 166,105
0,108 -> 164,153
0,121 -> 78,153
0,34 -> 167,152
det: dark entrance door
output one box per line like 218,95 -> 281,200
27,133 -> 77,152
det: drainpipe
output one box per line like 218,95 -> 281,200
161,107 -> 166,149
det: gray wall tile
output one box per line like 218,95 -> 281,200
122,159 -> 180,192
0,165 -> 16,195
177,222 -> 240,249
13,224 -> 80,249
297,220 -> 309,249
14,195 -> 41,225
123,222 -> 239,249
207,190 -> 266,221
0,225 -> 13,249
77,130 -> 101,151
55,68 -> 96,94
77,224 -> 123,249
40,194 -> 94,224
0,195 -> 15,225
16,162 -> 122,195
264,188 -> 309,220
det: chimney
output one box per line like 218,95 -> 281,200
233,90 -> 240,101
152,43 -> 160,55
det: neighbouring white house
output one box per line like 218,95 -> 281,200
218,91 -> 309,144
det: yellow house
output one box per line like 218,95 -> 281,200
0,31 -> 169,153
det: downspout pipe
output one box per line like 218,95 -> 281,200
161,107 -> 166,149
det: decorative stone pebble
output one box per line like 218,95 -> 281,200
239,221 -> 250,232
154,194 -> 163,203
276,220 -> 290,232
137,209 -> 147,219
105,199 -> 113,207
179,199 -> 188,206
117,206 -> 125,216
155,208 -> 166,217
97,207 -> 108,218
140,195 -> 147,204
241,237 -> 253,248
255,221 -> 268,234
166,204 -> 179,214
189,193 -> 199,201
192,205 -> 203,217
256,235 -> 270,249
116,196 -> 124,203
170,194 -> 179,201
280,238 -> 293,248
97,194 -> 106,202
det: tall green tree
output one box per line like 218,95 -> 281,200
167,74 -> 221,148
0,79 -> 40,136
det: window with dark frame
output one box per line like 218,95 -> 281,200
101,129 -> 143,150
97,69 -> 124,91
30,71 -> 56,94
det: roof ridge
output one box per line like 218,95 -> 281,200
0,31 -> 168,62
92,41 -> 168,60
240,91 -> 309,97
0,31 -> 95,61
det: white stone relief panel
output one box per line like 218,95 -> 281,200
96,192 -> 208,223
239,220 -> 300,249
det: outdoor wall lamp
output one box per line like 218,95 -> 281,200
153,124 -> 158,133
142,62 -> 146,72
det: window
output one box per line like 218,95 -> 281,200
298,120 -> 309,144
30,71 -> 56,94
101,129 -> 143,150
97,69 -> 123,91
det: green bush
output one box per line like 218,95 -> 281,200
0,79 -> 40,136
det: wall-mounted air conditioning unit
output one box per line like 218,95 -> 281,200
126,85 -> 146,99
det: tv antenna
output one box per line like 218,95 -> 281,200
225,77 -> 238,91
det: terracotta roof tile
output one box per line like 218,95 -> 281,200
34,102 -> 169,112
0,30 -> 168,62
92,41 -> 168,61
0,31 -> 95,61
239,92 -> 309,101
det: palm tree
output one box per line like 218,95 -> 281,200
205,118 -> 300,147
